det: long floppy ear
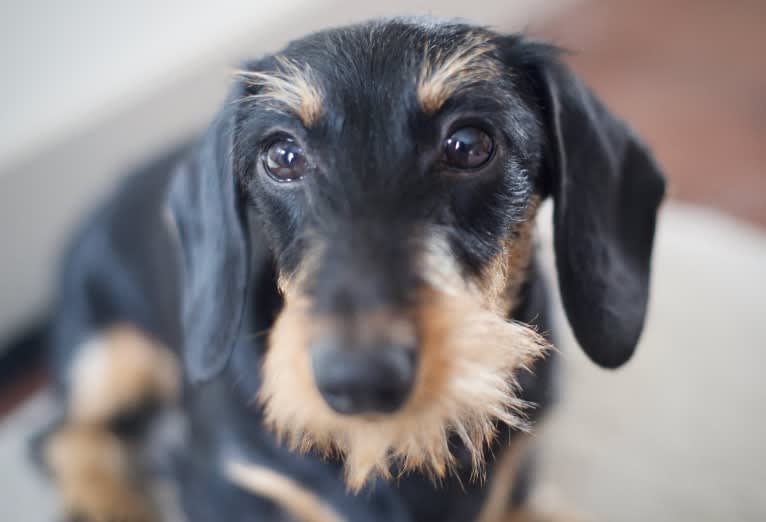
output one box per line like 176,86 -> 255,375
529,49 -> 666,368
168,110 -> 249,383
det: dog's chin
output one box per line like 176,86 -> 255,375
258,290 -> 550,492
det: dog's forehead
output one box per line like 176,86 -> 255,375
283,19 -> 492,74
266,20 -> 504,124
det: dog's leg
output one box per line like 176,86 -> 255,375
43,324 -> 179,522
476,436 -> 591,522
476,436 -> 531,522
45,424 -> 156,522
502,485 -> 594,522
503,511 -> 589,522
65,324 -> 179,426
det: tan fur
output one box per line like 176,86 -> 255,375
260,226 -> 550,491
69,324 -> 179,424
481,200 -> 541,315
503,509 -> 592,522
418,33 -> 502,114
238,56 -> 323,126
277,234 -> 323,295
45,424 -> 156,522
476,436 -> 531,522
225,460 -> 346,522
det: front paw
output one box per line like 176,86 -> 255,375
45,425 -> 157,522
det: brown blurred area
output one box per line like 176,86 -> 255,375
538,0 -> 766,227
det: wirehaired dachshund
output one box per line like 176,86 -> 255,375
36,17 -> 665,522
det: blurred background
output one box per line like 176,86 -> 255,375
1,0 -> 764,520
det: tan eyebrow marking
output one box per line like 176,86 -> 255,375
237,56 -> 323,127
417,34 -> 502,114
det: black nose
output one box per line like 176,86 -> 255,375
311,339 -> 416,415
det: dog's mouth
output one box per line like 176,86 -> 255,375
258,287 -> 550,491
258,219 -> 547,490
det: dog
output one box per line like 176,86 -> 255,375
35,17 -> 665,522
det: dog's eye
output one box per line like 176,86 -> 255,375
443,127 -> 494,170
263,139 -> 308,182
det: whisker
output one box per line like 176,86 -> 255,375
240,327 -> 273,341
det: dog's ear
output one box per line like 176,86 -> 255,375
522,46 -> 665,368
167,109 -> 249,383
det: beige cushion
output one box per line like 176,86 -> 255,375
535,202 -> 766,521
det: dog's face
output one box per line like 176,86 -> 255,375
169,19 -> 665,489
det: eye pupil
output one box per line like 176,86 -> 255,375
443,127 -> 494,170
264,139 -> 308,181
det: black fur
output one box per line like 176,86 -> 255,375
39,18 -> 664,522
533,55 -> 664,368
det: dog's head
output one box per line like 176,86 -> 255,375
168,19 -> 665,489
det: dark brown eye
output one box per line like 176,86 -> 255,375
263,139 -> 308,181
443,127 -> 494,170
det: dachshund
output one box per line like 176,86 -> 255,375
36,17 -> 665,522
